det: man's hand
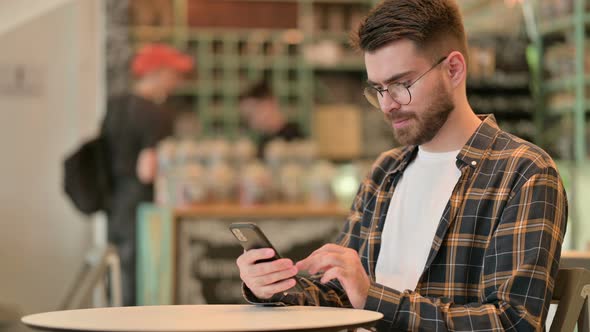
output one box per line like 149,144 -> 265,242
236,248 -> 299,299
296,244 -> 370,309
136,148 -> 157,184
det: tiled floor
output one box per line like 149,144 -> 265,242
1,322 -> 34,332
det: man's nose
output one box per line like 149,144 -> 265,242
379,92 -> 401,115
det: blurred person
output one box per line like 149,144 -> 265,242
235,0 -> 568,330
101,43 -> 193,306
238,80 -> 304,158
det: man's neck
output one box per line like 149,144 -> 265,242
420,100 -> 482,153
267,114 -> 286,135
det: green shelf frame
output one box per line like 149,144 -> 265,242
539,13 -> 590,35
529,0 -> 589,250
545,75 -> 590,93
530,0 -> 588,163
548,100 -> 590,115
131,0 -> 376,139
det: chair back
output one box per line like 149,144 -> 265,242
550,268 -> 590,332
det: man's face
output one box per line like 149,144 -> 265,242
239,97 -> 277,133
158,68 -> 184,95
364,40 -> 454,146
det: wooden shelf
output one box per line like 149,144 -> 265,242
173,203 -> 349,219
539,14 -> 590,35
548,100 -> 590,115
310,62 -> 365,71
467,73 -> 530,90
302,0 -> 375,3
228,0 -> 374,3
562,250 -> 590,259
560,250 -> 590,270
545,76 -> 590,93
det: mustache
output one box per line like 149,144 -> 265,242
385,111 -> 417,122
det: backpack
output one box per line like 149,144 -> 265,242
63,135 -> 112,215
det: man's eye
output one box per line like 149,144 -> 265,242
401,81 -> 412,88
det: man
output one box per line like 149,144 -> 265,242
101,43 -> 193,306
236,0 -> 568,330
238,80 -> 303,158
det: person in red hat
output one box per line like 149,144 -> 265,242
100,43 -> 193,306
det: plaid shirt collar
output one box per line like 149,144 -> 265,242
388,114 -> 500,175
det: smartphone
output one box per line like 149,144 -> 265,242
229,222 -> 306,294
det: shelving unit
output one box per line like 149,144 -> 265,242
129,0 -> 378,140
529,0 -> 588,160
465,34 -> 536,144
527,0 -> 590,250
125,1 -> 545,161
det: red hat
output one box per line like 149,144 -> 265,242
132,43 -> 194,77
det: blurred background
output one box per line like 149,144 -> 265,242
1,0 -> 589,330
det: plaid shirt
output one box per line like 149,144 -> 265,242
244,115 -> 568,331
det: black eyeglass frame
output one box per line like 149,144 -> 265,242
364,55 -> 448,107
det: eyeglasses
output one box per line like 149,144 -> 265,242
363,56 -> 448,108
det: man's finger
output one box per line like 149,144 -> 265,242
257,278 -> 297,299
252,266 -> 298,287
237,248 -> 276,266
307,244 -> 348,260
320,266 -> 346,285
245,258 -> 294,278
296,253 -> 320,271
321,243 -> 350,253
297,252 -> 343,274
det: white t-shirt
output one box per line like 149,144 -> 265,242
375,147 -> 461,291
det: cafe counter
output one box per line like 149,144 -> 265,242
137,203 -> 348,305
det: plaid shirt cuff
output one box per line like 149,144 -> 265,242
364,282 -> 401,329
242,283 -> 298,306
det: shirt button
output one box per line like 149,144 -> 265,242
471,161 -> 477,166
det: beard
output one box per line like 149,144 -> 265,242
385,84 -> 454,146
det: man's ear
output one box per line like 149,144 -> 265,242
445,51 -> 467,88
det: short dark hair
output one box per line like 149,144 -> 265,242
351,0 -> 468,62
240,80 -> 273,101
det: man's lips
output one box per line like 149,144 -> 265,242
392,117 -> 410,124
390,116 -> 413,129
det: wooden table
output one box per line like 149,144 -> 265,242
137,203 -> 348,305
173,203 -> 349,219
22,304 -> 382,332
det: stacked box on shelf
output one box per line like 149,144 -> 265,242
300,0 -> 379,160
